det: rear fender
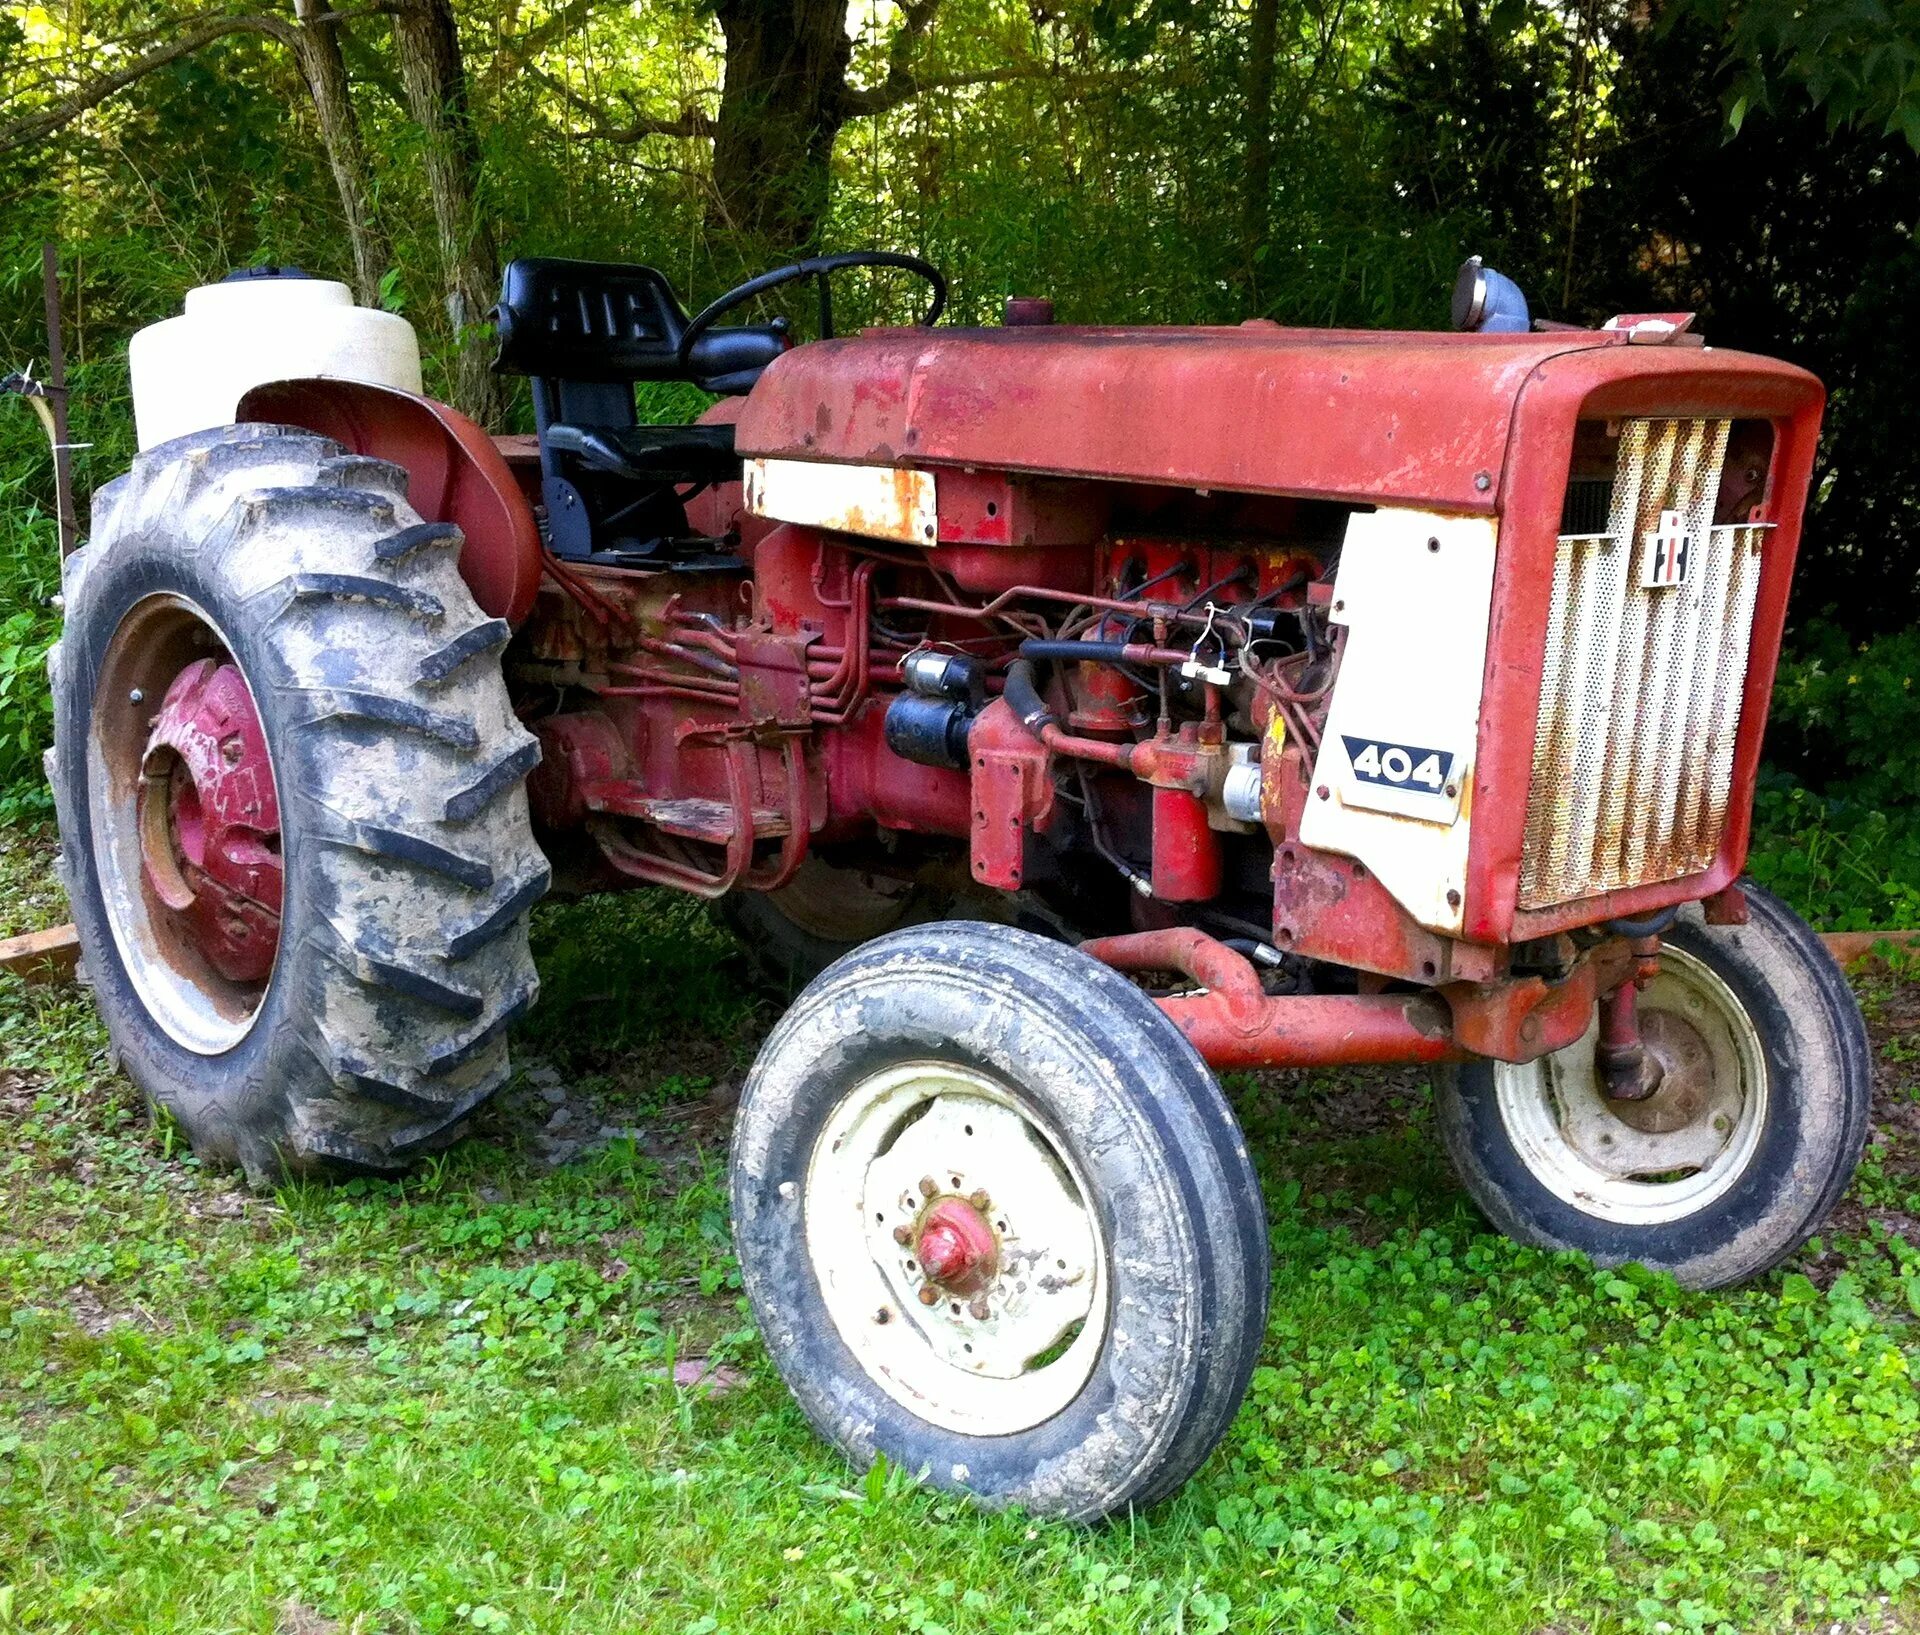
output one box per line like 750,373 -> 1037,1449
235,378 -> 542,626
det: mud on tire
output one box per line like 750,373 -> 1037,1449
48,423 -> 550,1183
730,921 -> 1269,1520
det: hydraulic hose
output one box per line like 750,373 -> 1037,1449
1019,639 -> 1131,664
1016,638 -> 1193,668
1605,906 -> 1681,938
1003,658 -> 1057,735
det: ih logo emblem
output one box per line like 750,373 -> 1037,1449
1343,737 -> 1454,796
1641,508 -> 1695,588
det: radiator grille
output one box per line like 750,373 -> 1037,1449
1516,418 -> 1769,911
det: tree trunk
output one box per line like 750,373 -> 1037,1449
292,0 -> 391,306
392,0 -> 504,426
709,0 -> 856,254
1239,0 -> 1280,310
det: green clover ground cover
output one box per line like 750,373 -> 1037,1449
1,828 -> 1919,1635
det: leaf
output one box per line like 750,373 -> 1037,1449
1780,1272 -> 1820,1305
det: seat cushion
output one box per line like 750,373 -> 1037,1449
545,421 -> 738,485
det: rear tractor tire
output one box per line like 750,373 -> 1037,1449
730,922 -> 1270,1519
48,423 -> 550,1183
1436,887 -> 1870,1288
715,856 -> 946,991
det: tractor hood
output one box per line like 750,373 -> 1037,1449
733,323 -> 1812,514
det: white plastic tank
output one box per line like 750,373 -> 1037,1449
128,268 -> 423,450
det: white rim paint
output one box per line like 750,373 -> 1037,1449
1494,944 -> 1769,1226
87,594 -> 279,1056
805,1061 -> 1107,1435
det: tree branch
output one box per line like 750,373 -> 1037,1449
483,0 -> 623,92
525,64 -> 711,140
872,0 -> 942,96
840,60 -> 1111,120
1,11 -> 306,155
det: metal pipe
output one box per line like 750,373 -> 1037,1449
1596,979 -> 1664,1100
1078,927 -> 1462,1070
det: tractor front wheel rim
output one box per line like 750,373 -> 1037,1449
1493,944 -> 1769,1226
805,1062 -> 1108,1435
89,595 -> 284,1055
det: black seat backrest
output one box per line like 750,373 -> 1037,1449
494,257 -> 690,385
493,257 -> 739,558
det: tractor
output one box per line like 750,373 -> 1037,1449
43,250 -> 1869,1520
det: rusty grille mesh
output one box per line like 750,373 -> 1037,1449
1516,418 -> 1769,910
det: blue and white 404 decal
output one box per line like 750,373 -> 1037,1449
1342,736 -> 1455,796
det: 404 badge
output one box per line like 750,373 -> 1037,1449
1341,736 -> 1457,798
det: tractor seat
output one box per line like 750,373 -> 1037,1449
492,256 -> 771,558
543,420 -> 738,485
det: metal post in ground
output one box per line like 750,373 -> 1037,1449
41,242 -> 80,558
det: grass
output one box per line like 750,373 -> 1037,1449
0,830 -> 1919,1634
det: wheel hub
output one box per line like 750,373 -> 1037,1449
914,1195 -> 1000,1296
136,657 -> 283,985
806,1064 -> 1108,1434
1492,943 -> 1769,1226
1605,1011 -> 1720,1135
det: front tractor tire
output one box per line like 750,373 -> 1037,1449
49,424 -> 550,1183
1437,887 -> 1871,1288
730,922 -> 1270,1520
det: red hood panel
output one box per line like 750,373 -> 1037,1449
734,324 -> 1632,513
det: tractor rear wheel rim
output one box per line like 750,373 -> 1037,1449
768,858 -> 915,943
806,1062 -> 1107,1435
89,595 -> 284,1055
1493,944 -> 1769,1225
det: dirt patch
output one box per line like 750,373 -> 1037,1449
64,1284 -> 170,1339
276,1598 -> 357,1635
469,1053 -> 744,1174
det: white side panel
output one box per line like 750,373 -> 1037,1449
1300,508 -> 1499,935
743,457 -> 937,546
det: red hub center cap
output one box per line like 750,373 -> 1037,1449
915,1197 -> 1000,1296
137,658 -> 283,986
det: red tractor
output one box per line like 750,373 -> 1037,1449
47,252 -> 1869,1519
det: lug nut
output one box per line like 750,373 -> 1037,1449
128,688 -> 145,705
917,1285 -> 940,1306
918,1176 -> 939,1199
892,1224 -> 912,1245
969,1189 -> 991,1211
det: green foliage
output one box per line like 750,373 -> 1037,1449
0,471 -> 57,823
1687,0 -> 1920,149
1747,776 -> 1920,930
1747,623 -> 1920,929
1770,622 -> 1920,811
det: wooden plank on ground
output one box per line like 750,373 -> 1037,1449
0,922 -> 1914,989
0,923 -> 80,984
1820,929 -> 1920,966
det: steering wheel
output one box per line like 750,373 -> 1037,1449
677,251 -> 947,386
